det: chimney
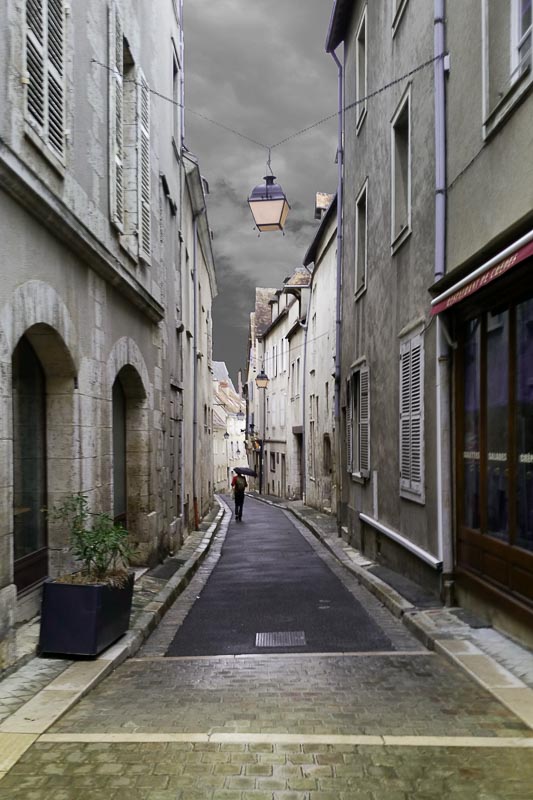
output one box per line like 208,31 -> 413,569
314,192 -> 334,221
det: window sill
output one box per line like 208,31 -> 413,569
391,224 -> 411,255
400,487 -> 425,505
350,471 -> 367,484
483,65 -> 532,140
24,122 -> 66,177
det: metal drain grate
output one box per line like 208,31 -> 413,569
255,631 -> 306,647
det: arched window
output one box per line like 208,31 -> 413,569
12,337 -> 48,591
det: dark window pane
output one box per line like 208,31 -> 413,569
113,378 -> 127,521
516,297 -> 533,551
486,310 -> 509,541
12,337 -> 47,560
463,319 -> 481,529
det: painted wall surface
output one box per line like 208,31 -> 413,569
304,216 -> 337,514
0,0 -> 217,672
261,294 -> 291,498
338,0 -> 440,589
446,0 -> 533,270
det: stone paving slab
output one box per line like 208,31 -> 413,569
1,739 -> 533,799
0,658 -> 71,724
47,654 -> 530,737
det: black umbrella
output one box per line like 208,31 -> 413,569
234,467 -> 257,477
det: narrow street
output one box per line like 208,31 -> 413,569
1,497 -> 532,799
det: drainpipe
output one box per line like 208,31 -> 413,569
434,0 -> 454,597
179,0 -> 185,148
301,308 -> 309,504
178,0 -> 185,526
434,0 -> 446,282
331,48 -> 344,536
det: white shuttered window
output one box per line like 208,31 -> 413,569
346,366 -> 370,478
399,333 -> 424,500
108,2 -> 124,228
25,0 -> 65,160
137,69 -> 151,262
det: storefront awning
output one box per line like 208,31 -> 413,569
431,231 -> 533,315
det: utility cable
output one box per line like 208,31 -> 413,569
91,53 -> 444,154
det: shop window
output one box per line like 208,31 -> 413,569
516,297 -> 533,551
459,294 -> 533,553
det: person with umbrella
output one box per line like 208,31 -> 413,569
231,467 -> 256,521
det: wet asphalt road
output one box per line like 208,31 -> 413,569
166,496 -> 395,656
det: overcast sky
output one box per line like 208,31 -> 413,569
184,0 -> 338,384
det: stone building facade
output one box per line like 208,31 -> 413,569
326,0 -> 445,598
302,197 -> 338,515
431,0 -> 533,639
0,0 -> 216,671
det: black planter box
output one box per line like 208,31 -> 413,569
38,572 -> 134,657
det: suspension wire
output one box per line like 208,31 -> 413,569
91,53 -> 443,155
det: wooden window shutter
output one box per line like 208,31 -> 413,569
26,0 -> 46,131
409,335 -> 424,495
25,0 -> 65,158
399,339 -> 412,492
346,379 -> 353,473
137,69 -> 151,261
109,2 -> 124,228
359,366 -> 370,477
46,0 -> 65,158
399,334 -> 424,496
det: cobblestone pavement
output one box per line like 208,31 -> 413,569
1,497 -> 533,798
48,653 -> 529,737
2,739 -> 533,800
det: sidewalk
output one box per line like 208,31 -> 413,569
0,500 -> 227,748
251,491 -> 533,730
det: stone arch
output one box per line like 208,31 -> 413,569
106,338 -> 153,564
0,281 -> 80,596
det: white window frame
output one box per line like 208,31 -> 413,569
355,179 -> 368,299
511,0 -> 532,82
346,365 -> 370,480
24,0 -> 66,166
392,0 -> 409,37
482,0 -> 533,138
309,393 -> 316,480
390,84 -> 412,253
399,331 -> 425,503
355,7 -> 367,132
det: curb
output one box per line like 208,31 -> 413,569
281,501 -> 533,731
0,498 -> 228,743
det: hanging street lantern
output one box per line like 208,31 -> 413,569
248,174 -> 290,232
255,369 -> 269,390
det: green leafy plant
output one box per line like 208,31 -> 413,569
48,494 -> 134,585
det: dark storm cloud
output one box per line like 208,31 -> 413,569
184,0 -> 337,380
